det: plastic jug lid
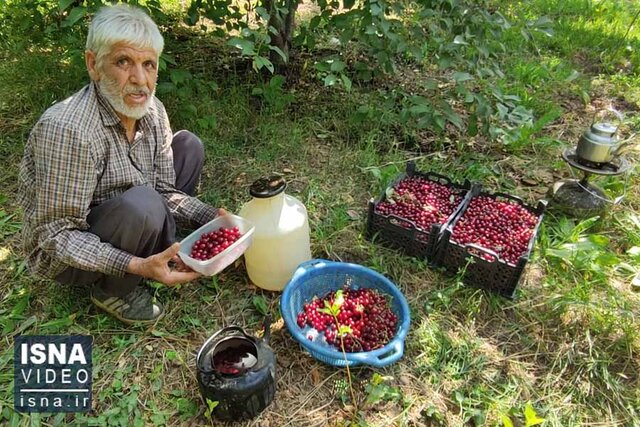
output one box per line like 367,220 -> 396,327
250,175 -> 287,198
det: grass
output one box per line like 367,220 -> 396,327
1,0 -> 640,425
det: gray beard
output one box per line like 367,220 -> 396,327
98,77 -> 154,120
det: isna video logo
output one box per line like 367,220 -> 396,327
14,335 -> 92,413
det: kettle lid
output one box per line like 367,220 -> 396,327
250,175 -> 287,198
591,122 -> 617,137
584,121 -> 618,144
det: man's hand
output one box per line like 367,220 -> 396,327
127,242 -> 201,286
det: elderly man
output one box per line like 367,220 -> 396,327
18,4 -> 221,325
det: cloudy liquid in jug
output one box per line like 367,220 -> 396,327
240,178 -> 312,291
243,214 -> 311,291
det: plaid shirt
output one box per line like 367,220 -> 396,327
18,81 -> 217,279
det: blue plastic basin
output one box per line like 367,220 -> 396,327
280,259 -> 411,367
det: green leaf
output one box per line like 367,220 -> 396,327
309,15 -> 322,30
423,79 -> 438,90
323,74 -> 338,86
340,74 -> 352,92
320,299 -> 339,316
268,45 -> 288,63
468,113 -> 478,136
62,6 -> 86,27
314,61 -> 330,72
160,53 -> 177,66
533,16 -> 553,28
537,28 -> 554,37
565,70 -> 580,82
343,0 -> 356,9
501,414 -> 514,427
371,373 -> 384,386
176,398 -> 198,419
338,324 -> 352,336
253,56 -> 274,73
441,105 -> 463,130
255,6 -> 270,21
366,385 -> 386,405
39,315 -> 74,332
156,82 -> 175,95
524,402 -> 545,426
59,0 -> 75,11
169,69 -> 192,86
330,59 -> 346,73
334,290 -> 345,308
453,35 -> 468,45
367,167 -> 382,180
227,37 -> 255,55
253,296 -> 268,315
184,104 -> 197,115
196,116 -> 218,129
587,234 -> 609,247
408,104 -> 431,115
15,316 -> 37,336
207,399 -> 219,411
453,72 -> 474,83
150,413 -> 167,425
269,75 -> 286,88
11,294 -> 29,317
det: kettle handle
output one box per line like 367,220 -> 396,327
592,107 -> 624,130
262,314 -> 272,344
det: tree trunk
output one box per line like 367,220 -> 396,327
262,0 -> 299,72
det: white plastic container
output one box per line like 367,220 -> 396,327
178,214 -> 255,276
239,176 -> 312,291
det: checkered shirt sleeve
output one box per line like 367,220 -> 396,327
28,119 -> 134,277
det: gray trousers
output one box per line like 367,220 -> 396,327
55,130 -> 205,297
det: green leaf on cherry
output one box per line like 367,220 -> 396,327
338,325 -> 352,336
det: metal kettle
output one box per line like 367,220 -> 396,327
195,316 -> 276,421
576,108 -> 634,163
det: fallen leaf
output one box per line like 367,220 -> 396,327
346,209 -> 360,220
310,367 -> 321,385
399,375 -> 411,386
521,177 -> 538,186
283,168 -> 294,174
534,169 -> 555,183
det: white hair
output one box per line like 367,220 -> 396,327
86,4 -> 164,66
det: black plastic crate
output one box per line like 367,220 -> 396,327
366,161 -> 474,263
434,191 -> 547,299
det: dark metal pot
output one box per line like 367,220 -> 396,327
196,316 -> 276,421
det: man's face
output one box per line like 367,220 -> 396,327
93,43 -> 159,120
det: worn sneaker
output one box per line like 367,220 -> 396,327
90,285 -> 164,325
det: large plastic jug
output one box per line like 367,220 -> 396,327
239,175 -> 312,291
